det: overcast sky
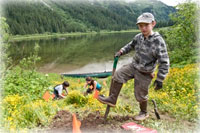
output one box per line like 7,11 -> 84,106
125,0 -> 197,6
0,0 -> 198,7
159,0 -> 187,6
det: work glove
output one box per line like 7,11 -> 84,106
154,80 -> 163,90
114,50 -> 123,58
99,94 -> 105,97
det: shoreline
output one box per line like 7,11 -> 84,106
9,27 -> 169,41
9,27 -> 169,42
9,29 -> 140,41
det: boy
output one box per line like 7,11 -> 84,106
53,81 -> 69,99
98,12 -> 170,121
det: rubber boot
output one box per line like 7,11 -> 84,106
134,101 -> 149,121
97,81 -> 123,107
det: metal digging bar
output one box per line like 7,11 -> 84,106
104,57 -> 119,122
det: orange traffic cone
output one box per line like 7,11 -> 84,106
72,113 -> 81,133
43,91 -> 51,101
52,93 -> 55,99
93,90 -> 99,99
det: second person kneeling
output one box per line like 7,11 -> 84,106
84,77 -> 102,95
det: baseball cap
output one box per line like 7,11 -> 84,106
136,12 -> 155,24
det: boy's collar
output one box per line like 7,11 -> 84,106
142,31 -> 155,39
149,31 -> 154,37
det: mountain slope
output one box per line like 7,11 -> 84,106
3,0 -> 176,35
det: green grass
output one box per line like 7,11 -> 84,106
1,63 -> 199,132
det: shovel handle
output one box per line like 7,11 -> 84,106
104,57 -> 119,121
113,57 -> 119,71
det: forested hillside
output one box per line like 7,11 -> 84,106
3,0 -> 176,35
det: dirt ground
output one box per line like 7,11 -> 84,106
49,110 -> 134,133
48,109 -> 196,133
49,110 -> 73,132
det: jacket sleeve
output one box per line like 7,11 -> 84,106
120,36 -> 137,55
156,38 -> 170,82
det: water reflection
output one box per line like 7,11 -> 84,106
10,32 -> 138,73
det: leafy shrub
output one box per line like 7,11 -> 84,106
4,67 -> 50,100
3,44 -> 50,99
160,2 -> 199,65
64,90 -> 88,107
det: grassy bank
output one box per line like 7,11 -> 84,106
1,63 -> 199,132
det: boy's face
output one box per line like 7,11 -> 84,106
138,21 -> 156,37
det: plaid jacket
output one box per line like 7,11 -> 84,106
121,32 -> 170,82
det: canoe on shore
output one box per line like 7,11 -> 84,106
61,71 -> 112,78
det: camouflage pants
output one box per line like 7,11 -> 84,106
113,63 -> 153,102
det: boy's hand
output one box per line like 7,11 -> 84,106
114,50 -> 123,58
154,80 -> 163,90
150,73 -> 155,78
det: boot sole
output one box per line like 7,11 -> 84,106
97,98 -> 116,107
134,114 -> 149,121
